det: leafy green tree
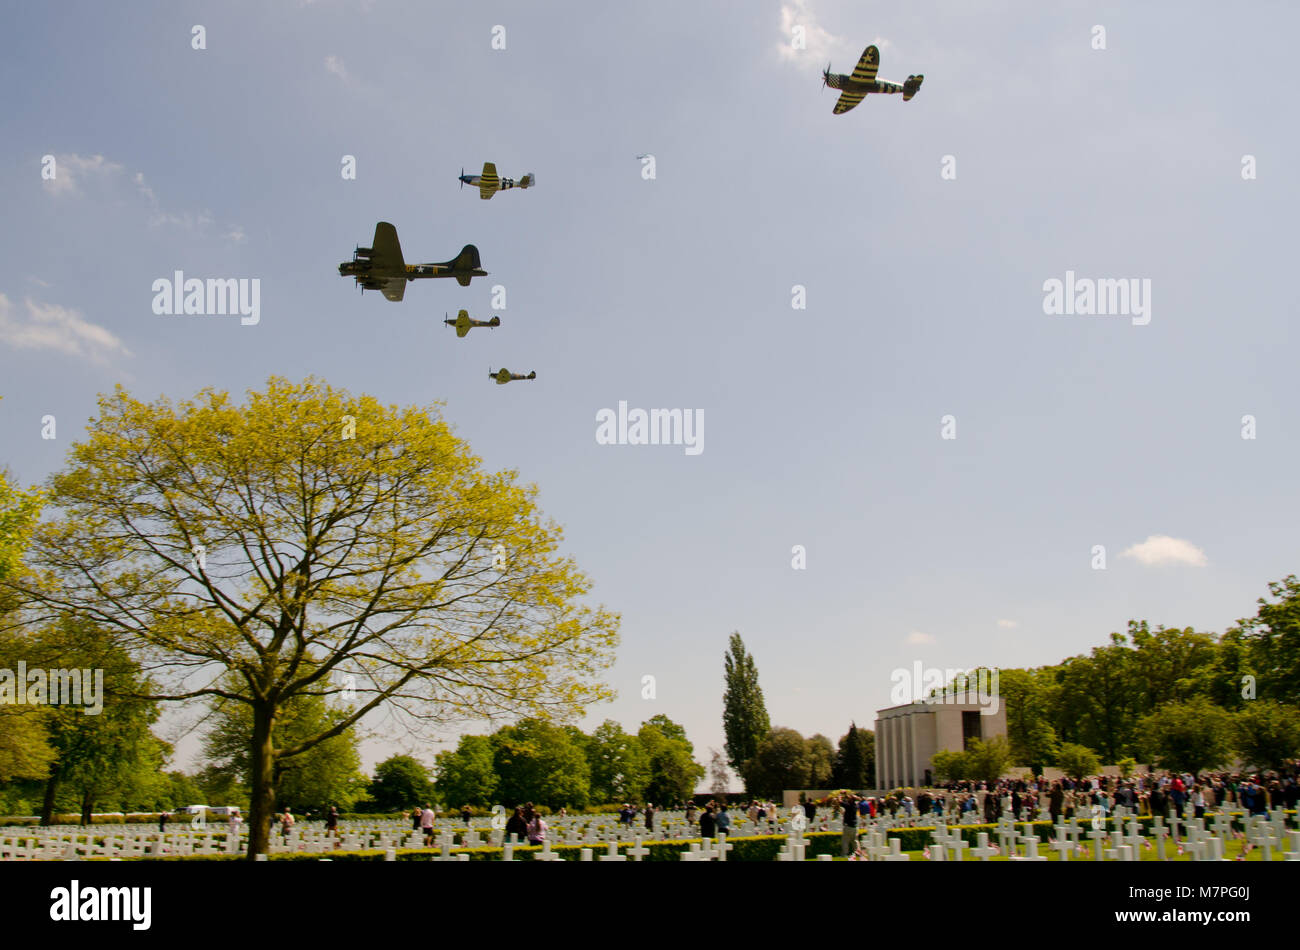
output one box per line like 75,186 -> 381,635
805,733 -> 834,788
722,633 -> 769,791
1136,699 -> 1233,774
204,679 -> 367,813
17,617 -> 161,825
584,720 -> 649,804
964,735 -> 1013,784
746,727 -> 811,798
831,722 -> 871,788
1238,575 -> 1300,704
930,748 -> 968,783
638,715 -> 703,804
1232,700 -> 1300,771
492,719 -> 590,809
372,754 -> 435,811
435,737 -> 499,808
193,764 -> 249,811
0,461 -> 41,582
999,668 -> 1060,769
5,378 -> 619,857
0,708 -> 54,784
1055,743 -> 1101,781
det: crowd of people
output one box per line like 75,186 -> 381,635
281,765 -> 1298,856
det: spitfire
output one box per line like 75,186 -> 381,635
459,162 -> 535,200
489,367 -> 536,385
444,309 -> 501,337
338,222 -> 487,300
822,45 -> 924,114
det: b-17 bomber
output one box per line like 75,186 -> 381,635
490,367 -> 536,385
339,222 -> 487,300
445,309 -> 501,337
459,162 -> 535,200
823,45 -> 924,114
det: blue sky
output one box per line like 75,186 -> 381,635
2,1 -> 1296,780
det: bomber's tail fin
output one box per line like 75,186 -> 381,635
452,244 -> 481,271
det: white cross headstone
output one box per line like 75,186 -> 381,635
970,832 -> 998,862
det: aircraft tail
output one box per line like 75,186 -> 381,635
451,244 -> 481,271
903,74 -> 924,101
519,173 -> 535,188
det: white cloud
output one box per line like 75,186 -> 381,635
1120,535 -> 1208,567
904,631 -> 935,645
42,154 -> 242,244
776,1 -> 885,66
0,293 -> 131,365
325,55 -> 351,84
777,1 -> 846,64
41,153 -> 124,197
996,619 -> 1018,629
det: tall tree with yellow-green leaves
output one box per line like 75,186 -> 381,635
0,411 -> 51,784
5,377 -> 620,857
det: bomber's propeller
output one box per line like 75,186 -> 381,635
460,167 -> 465,190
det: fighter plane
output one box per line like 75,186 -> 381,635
458,162 -> 535,200
489,367 -> 536,385
445,309 -> 501,337
822,45 -> 924,114
338,222 -> 487,300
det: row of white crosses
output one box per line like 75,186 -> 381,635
9,802 -> 1295,861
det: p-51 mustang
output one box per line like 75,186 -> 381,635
823,45 -> 924,114
445,309 -> 501,337
490,367 -> 536,385
459,162 -> 535,200
339,222 -> 487,300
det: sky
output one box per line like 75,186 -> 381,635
1,1 -> 1297,782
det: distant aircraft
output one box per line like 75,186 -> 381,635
445,309 -> 501,337
823,45 -> 924,114
489,367 -> 536,385
339,222 -> 487,300
459,162 -> 535,200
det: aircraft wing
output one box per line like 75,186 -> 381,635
379,279 -> 406,302
479,161 -> 500,200
833,91 -> 866,114
370,222 -> 406,273
849,45 -> 880,83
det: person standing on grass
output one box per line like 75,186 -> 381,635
840,793 -> 858,857
420,804 -> 435,846
527,811 -> 547,846
699,804 -> 717,840
505,806 -> 528,844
